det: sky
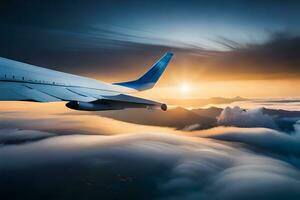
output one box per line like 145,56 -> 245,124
1,0 -> 300,98
2,2 -> 300,198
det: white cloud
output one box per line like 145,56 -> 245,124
217,106 -> 278,129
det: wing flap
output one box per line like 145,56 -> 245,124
25,84 -> 97,102
0,83 -> 28,101
21,85 -> 61,102
68,87 -> 120,99
0,83 -> 61,102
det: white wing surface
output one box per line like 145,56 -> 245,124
0,53 -> 173,111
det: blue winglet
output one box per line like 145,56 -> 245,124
114,52 -> 173,91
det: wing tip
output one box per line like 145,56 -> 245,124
114,52 -> 173,91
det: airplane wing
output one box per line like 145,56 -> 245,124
0,82 -> 166,110
0,52 -> 172,111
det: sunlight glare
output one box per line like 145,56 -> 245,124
179,83 -> 192,94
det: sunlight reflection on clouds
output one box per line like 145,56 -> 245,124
1,102 -> 300,199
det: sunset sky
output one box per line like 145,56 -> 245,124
1,0 -> 300,99
2,1 -> 300,200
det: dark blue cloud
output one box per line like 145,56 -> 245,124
1,0 -> 300,82
2,0 -> 300,50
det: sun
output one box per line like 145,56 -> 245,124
179,83 -> 192,94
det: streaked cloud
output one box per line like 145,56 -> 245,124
1,1 -> 300,87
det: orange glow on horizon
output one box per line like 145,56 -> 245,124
137,79 -> 300,100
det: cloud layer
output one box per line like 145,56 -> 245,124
1,129 -> 300,200
0,102 -> 300,199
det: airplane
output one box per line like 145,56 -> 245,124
0,52 -> 173,111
